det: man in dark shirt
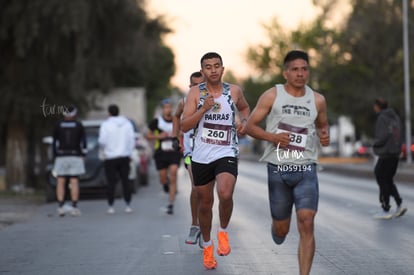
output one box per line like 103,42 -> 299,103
372,98 -> 407,219
52,105 -> 87,217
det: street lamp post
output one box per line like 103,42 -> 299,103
402,0 -> 412,164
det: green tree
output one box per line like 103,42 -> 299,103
243,15 -> 335,116
0,0 -> 174,190
244,0 -> 414,139
328,0 -> 414,137
243,19 -> 290,109
245,19 -> 292,79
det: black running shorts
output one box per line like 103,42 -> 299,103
191,157 -> 238,186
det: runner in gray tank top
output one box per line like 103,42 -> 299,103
246,50 -> 330,275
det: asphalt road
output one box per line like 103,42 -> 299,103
0,160 -> 413,275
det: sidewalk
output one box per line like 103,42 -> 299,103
0,193 -> 43,230
319,157 -> 414,184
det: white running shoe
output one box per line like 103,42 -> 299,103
185,226 -> 201,244
394,205 -> 407,217
107,207 -> 115,214
373,210 -> 393,220
57,207 -> 65,217
70,208 -> 82,217
125,206 -> 133,213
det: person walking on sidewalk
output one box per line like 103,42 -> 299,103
181,52 -> 250,269
245,50 -> 330,275
52,105 -> 87,217
372,98 -> 407,219
172,71 -> 205,245
146,98 -> 182,215
98,104 -> 135,214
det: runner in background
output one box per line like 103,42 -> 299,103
146,99 -> 182,215
172,71 -> 205,245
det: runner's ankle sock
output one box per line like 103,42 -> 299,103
218,227 -> 227,233
72,201 -> 78,208
58,201 -> 65,207
203,240 -> 212,247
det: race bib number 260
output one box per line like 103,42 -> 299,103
201,122 -> 231,145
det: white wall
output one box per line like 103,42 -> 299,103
337,116 -> 355,157
86,87 -> 147,128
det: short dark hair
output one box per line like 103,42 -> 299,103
190,71 -> 202,80
200,52 -> 223,66
190,71 -> 204,87
108,104 -> 119,116
374,98 -> 388,110
283,50 -> 309,68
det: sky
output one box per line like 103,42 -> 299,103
147,0 -> 323,91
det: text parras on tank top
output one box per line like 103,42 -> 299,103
204,113 -> 231,121
192,82 -> 239,164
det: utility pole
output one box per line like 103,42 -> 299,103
402,0 -> 412,164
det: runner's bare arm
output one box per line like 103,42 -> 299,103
233,86 -> 250,120
246,87 -> 291,147
181,87 -> 214,132
172,99 -> 184,137
314,92 -> 330,147
231,85 -> 250,135
145,128 -> 169,141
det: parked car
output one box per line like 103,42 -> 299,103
43,119 -> 150,202
401,137 -> 414,160
129,123 -> 151,187
353,140 -> 374,158
319,141 -> 339,157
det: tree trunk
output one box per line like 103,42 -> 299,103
5,123 -> 28,191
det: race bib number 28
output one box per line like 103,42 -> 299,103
276,122 -> 308,151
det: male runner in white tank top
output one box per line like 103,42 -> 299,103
146,99 -> 182,215
172,71 -> 205,246
246,50 -> 330,275
181,52 -> 250,270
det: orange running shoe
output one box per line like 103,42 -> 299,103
203,243 -> 217,270
217,231 -> 231,256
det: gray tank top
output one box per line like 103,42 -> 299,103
260,84 -> 319,165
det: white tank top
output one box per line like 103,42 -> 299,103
192,82 -> 238,164
260,84 -> 319,165
182,97 -> 194,157
183,130 -> 193,157
157,116 -> 173,134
